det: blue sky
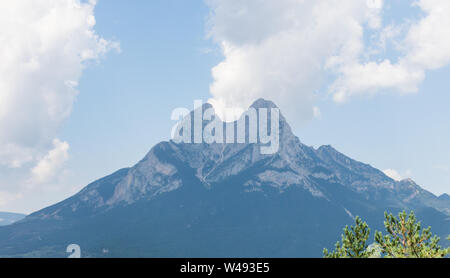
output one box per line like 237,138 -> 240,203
1,0 -> 449,213
62,0 -> 218,190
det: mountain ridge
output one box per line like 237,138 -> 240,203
1,98 -> 448,257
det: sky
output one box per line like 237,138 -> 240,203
0,0 -> 449,214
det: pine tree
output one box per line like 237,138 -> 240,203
374,211 -> 450,258
323,216 -> 374,258
323,211 -> 450,258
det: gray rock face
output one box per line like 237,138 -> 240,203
28,99 -> 450,220
1,98 -> 448,257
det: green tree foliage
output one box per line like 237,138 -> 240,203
324,211 -> 450,258
323,216 -> 374,258
375,211 -> 450,258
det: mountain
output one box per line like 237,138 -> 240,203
0,212 -> 26,226
439,193 -> 450,202
0,99 -> 448,258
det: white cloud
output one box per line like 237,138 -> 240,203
206,0 -> 450,115
0,0 -> 118,168
329,0 -> 450,102
206,0 -> 383,122
405,0 -> 450,70
31,139 -> 70,185
0,144 -> 34,169
329,60 -> 425,102
383,169 -> 403,181
0,0 -> 118,208
0,191 -> 23,207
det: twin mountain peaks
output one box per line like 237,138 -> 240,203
0,99 -> 448,257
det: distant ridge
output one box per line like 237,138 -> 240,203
0,212 -> 26,226
439,193 -> 450,201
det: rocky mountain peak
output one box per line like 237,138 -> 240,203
250,98 -> 279,109
438,193 -> 450,201
26,99 -> 450,222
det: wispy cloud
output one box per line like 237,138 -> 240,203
30,139 -> 70,185
383,169 -> 404,181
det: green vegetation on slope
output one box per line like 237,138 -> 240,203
324,211 -> 450,258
